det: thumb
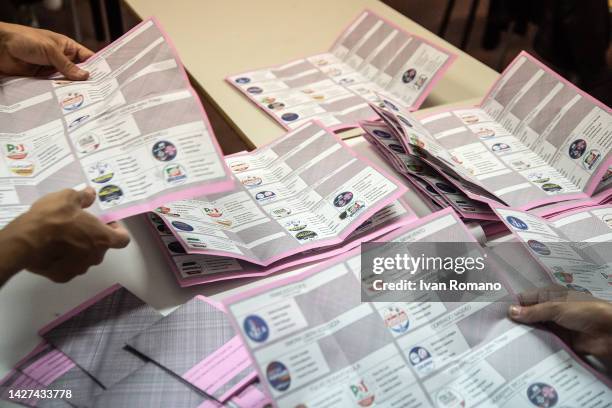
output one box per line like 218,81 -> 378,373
75,187 -> 96,208
508,303 -> 560,324
45,44 -> 89,80
105,222 -> 131,249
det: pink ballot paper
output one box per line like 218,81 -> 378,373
227,9 -> 456,131
366,52 -> 611,212
154,121 -> 409,267
39,284 -> 162,389
126,296 -> 257,403
0,18 -> 233,227
223,209 -> 612,407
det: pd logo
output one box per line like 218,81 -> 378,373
243,315 -> 269,343
349,380 -> 375,407
4,143 -> 28,160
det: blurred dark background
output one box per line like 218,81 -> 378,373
1,0 -> 609,106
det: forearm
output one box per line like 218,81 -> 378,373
0,222 -> 31,286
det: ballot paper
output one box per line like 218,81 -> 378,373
224,209 -> 612,407
367,52 -> 611,211
148,198 -> 415,286
495,205 -> 612,301
155,121 -> 408,266
127,296 -> 257,402
39,285 -> 162,389
361,119 -> 497,220
227,10 -> 455,131
0,18 -> 232,227
0,341 -> 103,407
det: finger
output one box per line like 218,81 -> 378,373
77,187 -> 97,208
508,302 -> 561,324
105,222 -> 131,249
45,44 -> 89,80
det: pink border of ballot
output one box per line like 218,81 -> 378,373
149,198 -> 416,287
77,18 -> 234,223
417,51 -> 612,212
159,120 -> 410,267
225,9 -> 457,132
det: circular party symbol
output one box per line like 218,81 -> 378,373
241,175 -> 262,187
406,164 -> 424,174
541,183 -> 562,193
414,74 -> 428,89
460,114 -> 480,124
553,271 -> 573,283
339,77 -> 354,85
409,346 -> 434,375
167,241 -> 186,254
87,161 -> 114,184
582,149 -> 601,170
255,191 -> 276,202
281,113 -> 299,122
268,102 -> 285,110
60,92 -> 84,111
171,220 -> 194,232
477,128 -> 495,139
568,139 -> 586,159
348,380 -> 376,407
435,387 -> 463,408
164,164 -> 188,184
235,77 -> 251,84
266,361 -> 291,392
339,200 -> 365,220
333,191 -> 354,207
4,143 -> 28,160
68,115 -> 89,129
295,230 -> 317,241
98,185 -> 123,206
527,173 -> 550,184
284,220 -> 306,232
230,161 -> 249,172
435,182 -> 457,194
401,68 -> 416,84
271,207 -> 291,218
602,214 -> 612,228
76,133 -> 100,154
372,129 -> 391,139
204,207 -> 223,218
383,99 -> 399,111
526,382 -> 558,408
382,306 -> 410,334
528,240 -> 551,256
491,142 -> 511,152
397,115 -> 413,128
243,315 -> 269,343
9,161 -> 34,176
247,86 -> 263,94
566,283 -> 591,294
389,144 -> 406,154
152,140 -> 177,162
506,216 -> 528,230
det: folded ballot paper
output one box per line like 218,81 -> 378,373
227,10 -> 455,131
0,18 -> 232,227
224,209 -> 612,407
363,52 -> 611,213
152,121 -> 413,274
495,204 -> 612,301
2,285 -> 271,407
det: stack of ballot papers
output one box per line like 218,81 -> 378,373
0,285 -> 271,408
361,52 -> 611,219
149,121 -> 418,286
0,18 -> 233,227
228,10 -> 455,131
224,209 -> 612,407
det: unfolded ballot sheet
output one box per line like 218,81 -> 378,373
367,52 -> 611,212
148,198 -> 415,286
224,209 -> 612,407
495,205 -> 612,301
155,121 -> 408,266
0,18 -> 232,227
227,10 -> 455,131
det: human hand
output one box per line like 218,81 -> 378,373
509,286 -> 612,362
0,22 -> 93,80
1,188 -> 130,283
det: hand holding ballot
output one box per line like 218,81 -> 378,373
0,22 -> 93,80
0,188 -> 129,286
